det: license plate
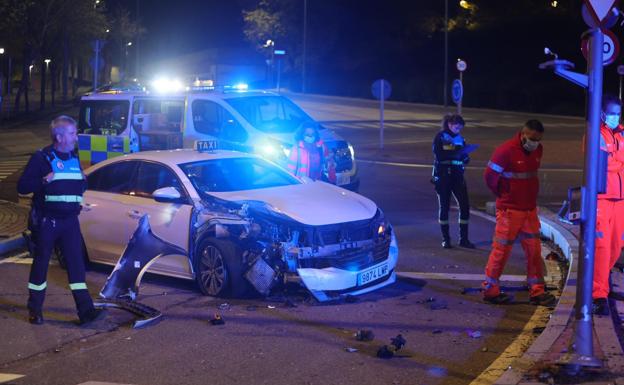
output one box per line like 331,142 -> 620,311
336,172 -> 350,186
357,263 -> 389,286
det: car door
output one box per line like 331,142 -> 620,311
188,99 -> 249,152
81,160 -> 139,263
126,160 -> 193,278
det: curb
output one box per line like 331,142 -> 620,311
0,233 -> 25,256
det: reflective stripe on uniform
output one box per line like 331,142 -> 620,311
458,219 -> 469,224
493,237 -> 515,246
28,282 -> 47,291
69,282 -> 87,291
438,219 -> 449,225
501,171 -> 538,179
518,231 -> 540,240
51,172 -> 83,181
45,195 -> 83,203
487,161 -> 504,173
438,160 -> 464,165
527,277 -> 545,285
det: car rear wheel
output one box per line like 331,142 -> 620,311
195,238 -> 249,297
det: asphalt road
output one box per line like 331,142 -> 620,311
0,96 -> 579,385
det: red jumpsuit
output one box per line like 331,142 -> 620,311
482,133 -> 544,299
593,123 -> 624,299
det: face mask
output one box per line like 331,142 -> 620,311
604,114 -> 620,130
522,138 -> 539,152
304,135 -> 315,144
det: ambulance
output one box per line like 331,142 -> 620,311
77,85 -> 359,190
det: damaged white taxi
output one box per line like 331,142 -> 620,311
79,146 -> 398,301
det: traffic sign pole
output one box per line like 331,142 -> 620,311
380,81 -> 384,150
458,72 -> 463,115
568,27 -> 604,370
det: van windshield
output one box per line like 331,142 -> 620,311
225,95 -> 314,134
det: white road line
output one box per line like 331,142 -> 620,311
397,271 -> 527,282
0,255 -> 32,265
0,373 -> 25,383
76,382 -> 136,385
358,159 -> 583,173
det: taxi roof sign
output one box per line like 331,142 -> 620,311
195,140 -> 218,153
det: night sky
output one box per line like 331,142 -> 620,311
107,1 -> 623,115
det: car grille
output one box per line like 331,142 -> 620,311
327,140 -> 353,173
298,238 -> 391,270
299,212 -> 380,246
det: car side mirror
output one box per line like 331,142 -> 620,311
153,186 -> 183,203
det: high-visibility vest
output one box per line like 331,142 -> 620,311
43,151 -> 84,212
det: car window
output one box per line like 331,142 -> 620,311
133,161 -> 185,198
192,100 -> 248,142
79,100 -> 130,135
132,98 -> 184,133
225,96 -> 313,134
87,160 -> 138,194
179,157 -> 300,193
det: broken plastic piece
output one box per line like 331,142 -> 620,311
344,347 -> 358,353
218,303 -> 231,310
376,345 -> 394,359
390,334 -> 406,350
210,314 -> 225,325
467,330 -> 482,338
355,329 -> 375,341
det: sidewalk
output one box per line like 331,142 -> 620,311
0,200 -> 28,255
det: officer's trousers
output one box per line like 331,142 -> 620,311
482,208 -> 544,298
593,199 -> 624,299
435,173 -> 470,239
27,215 -> 94,318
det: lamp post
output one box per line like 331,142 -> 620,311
263,39 -> 275,87
126,41 -> 133,77
444,0 -> 448,108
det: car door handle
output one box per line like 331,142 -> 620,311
127,210 -> 143,219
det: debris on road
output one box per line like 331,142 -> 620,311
345,347 -> 358,353
390,334 -> 406,350
467,330 -> 482,338
267,305 -> 276,309
376,345 -> 394,359
218,303 -> 231,311
209,314 -> 225,325
355,329 -> 375,341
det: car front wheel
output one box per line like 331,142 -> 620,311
195,238 -> 249,297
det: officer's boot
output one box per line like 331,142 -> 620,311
459,223 -> 476,249
27,289 -> 45,325
441,224 -> 452,249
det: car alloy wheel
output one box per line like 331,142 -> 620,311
198,244 -> 228,296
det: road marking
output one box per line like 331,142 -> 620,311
0,373 -> 25,383
0,157 -> 28,183
359,159 -> 583,173
76,382 -> 136,385
397,271 -> 527,282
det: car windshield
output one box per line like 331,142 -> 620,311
179,157 -> 301,193
225,95 -> 315,134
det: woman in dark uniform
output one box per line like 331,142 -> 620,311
432,114 -> 475,249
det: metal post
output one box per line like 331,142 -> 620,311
619,74 -> 622,100
6,56 -> 11,115
380,81 -> 384,150
571,27 -> 603,369
93,40 -> 100,91
302,0 -> 307,93
443,0 -> 448,108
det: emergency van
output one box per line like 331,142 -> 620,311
77,87 -> 359,190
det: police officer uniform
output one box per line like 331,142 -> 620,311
17,145 -> 102,324
432,128 -> 474,248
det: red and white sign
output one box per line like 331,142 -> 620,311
581,29 -> 620,66
584,0 -> 618,25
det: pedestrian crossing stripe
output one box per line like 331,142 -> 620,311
0,373 -> 25,383
78,134 -> 130,168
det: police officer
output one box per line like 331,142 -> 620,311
432,114 -> 475,249
17,115 -> 105,325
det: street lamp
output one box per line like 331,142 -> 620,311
263,40 -> 275,88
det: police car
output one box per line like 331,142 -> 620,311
77,85 -> 359,191
79,144 -> 397,301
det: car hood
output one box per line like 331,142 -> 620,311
207,181 -> 376,226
